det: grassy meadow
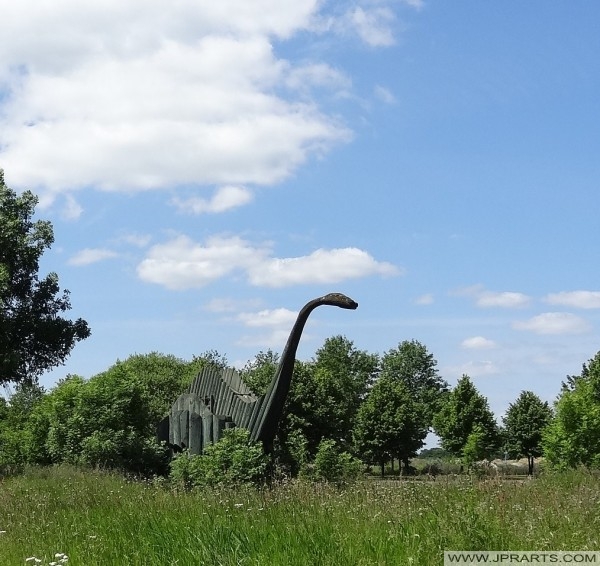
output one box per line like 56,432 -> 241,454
1,466 -> 599,565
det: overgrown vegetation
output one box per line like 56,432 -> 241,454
1,465 -> 599,565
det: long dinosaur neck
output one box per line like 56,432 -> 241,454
251,297 -> 322,447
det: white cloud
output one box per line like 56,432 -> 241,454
349,7 -> 396,47
414,293 -> 434,305
61,194 -> 83,220
513,312 -> 592,335
0,1 -> 361,199
374,85 -> 397,104
68,248 -> 119,266
118,233 -> 152,248
137,235 -> 269,290
461,336 -> 496,350
238,308 -> 297,328
247,247 -> 400,288
545,291 -> 600,309
137,235 -> 399,290
454,285 -> 530,308
171,186 -> 253,214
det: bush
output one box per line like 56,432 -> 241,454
310,439 -> 363,484
169,428 -> 267,489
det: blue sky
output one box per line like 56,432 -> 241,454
2,1 -> 599,432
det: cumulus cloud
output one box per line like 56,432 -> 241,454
545,291 -> 600,309
513,312 -> 591,335
454,285 -> 530,308
171,186 -> 254,215
137,235 -> 269,290
68,248 -> 119,266
461,336 -> 496,350
136,235 -> 399,290
0,0 -> 414,202
247,247 -> 400,288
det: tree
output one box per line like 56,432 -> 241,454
311,336 -> 379,450
354,376 -> 426,476
543,351 -> 600,470
433,375 -> 499,462
241,337 -> 378,472
502,391 -> 553,475
240,349 -> 279,396
0,171 -> 90,384
379,340 -> 448,468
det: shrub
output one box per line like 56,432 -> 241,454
311,439 -> 363,484
169,428 -> 267,489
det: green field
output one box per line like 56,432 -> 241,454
1,466 -> 599,565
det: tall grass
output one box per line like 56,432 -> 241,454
1,466 -> 599,565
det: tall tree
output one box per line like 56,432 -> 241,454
543,351 -> 600,470
433,374 -> 499,461
503,391 -> 553,475
379,340 -> 448,468
354,376 -> 426,476
0,171 -> 90,385
311,336 -> 379,450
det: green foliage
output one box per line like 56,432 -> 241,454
169,428 -> 267,488
380,340 -> 448,424
0,381 -> 47,475
433,374 -> 499,459
310,439 -> 363,484
22,352 -> 217,474
462,424 -> 489,469
503,390 -> 553,474
0,170 -> 90,385
543,351 -> 600,470
242,336 -> 378,466
354,376 -> 427,472
240,349 -> 279,396
310,336 -> 379,451
4,466 -> 600,565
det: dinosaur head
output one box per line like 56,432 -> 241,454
318,292 -> 358,310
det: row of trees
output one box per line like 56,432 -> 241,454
2,171 -> 600,480
5,337 -> 599,479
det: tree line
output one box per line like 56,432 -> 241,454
2,170 -> 600,480
2,340 -> 600,479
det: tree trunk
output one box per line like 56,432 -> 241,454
528,455 -> 534,476
381,458 -> 385,478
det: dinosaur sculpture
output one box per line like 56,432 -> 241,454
157,292 -> 358,454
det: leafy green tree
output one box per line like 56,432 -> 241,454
0,382 -> 46,474
240,349 -> 279,396
354,376 -> 426,476
25,352 -> 220,474
242,337 -> 378,472
379,340 -> 448,469
433,375 -> 499,462
503,391 -> 553,475
311,336 -> 379,450
543,351 -> 600,470
0,171 -> 90,385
